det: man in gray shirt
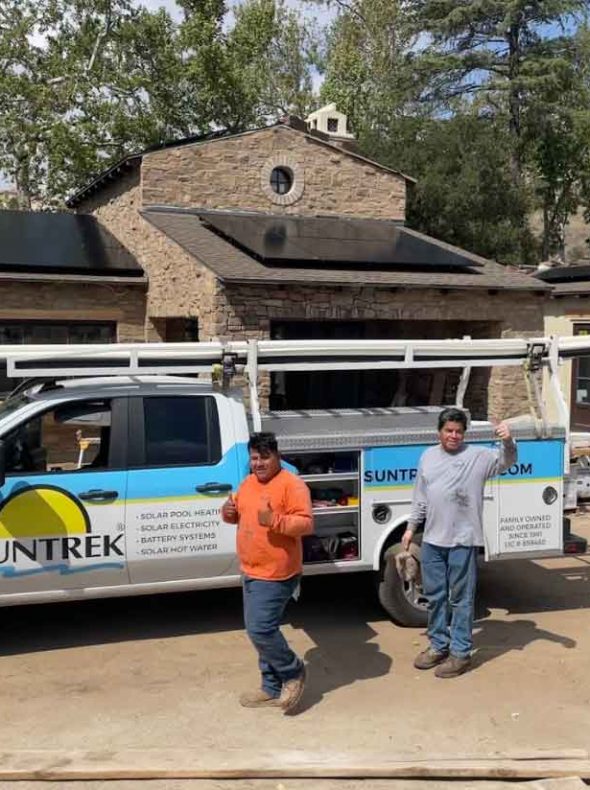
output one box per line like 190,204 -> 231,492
403,407 -> 516,677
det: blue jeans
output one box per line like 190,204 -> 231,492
243,575 -> 304,698
421,542 -> 478,659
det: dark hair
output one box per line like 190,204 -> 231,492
438,407 -> 467,431
248,432 -> 279,455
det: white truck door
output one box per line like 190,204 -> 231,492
485,438 -> 564,559
0,397 -> 130,595
125,393 -> 243,583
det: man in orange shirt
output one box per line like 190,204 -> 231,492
221,432 -> 313,714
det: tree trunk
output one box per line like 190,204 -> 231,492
15,157 -> 32,211
507,24 -> 523,185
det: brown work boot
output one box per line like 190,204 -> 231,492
279,667 -> 306,714
239,689 -> 282,708
434,654 -> 472,678
413,647 -> 449,670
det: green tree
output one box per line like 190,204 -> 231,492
319,0 -> 590,264
413,0 -> 588,181
320,0 -> 422,134
528,24 -> 590,261
0,0 -> 61,208
46,0 -> 189,200
181,0 -> 318,131
363,113 -> 537,266
0,0 -> 188,206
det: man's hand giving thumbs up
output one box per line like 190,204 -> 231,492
258,495 -> 274,527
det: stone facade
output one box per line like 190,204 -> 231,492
78,171 -> 220,341
141,126 -> 407,220
0,278 -> 146,342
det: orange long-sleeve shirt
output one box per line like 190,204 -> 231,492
231,469 -> 313,581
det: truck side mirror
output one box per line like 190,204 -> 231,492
0,440 -> 6,488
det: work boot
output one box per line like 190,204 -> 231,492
279,667 -> 306,714
239,689 -> 282,708
413,647 -> 449,670
434,655 -> 472,678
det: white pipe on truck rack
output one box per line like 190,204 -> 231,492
549,335 -> 572,473
247,339 -> 262,432
2,334 -> 590,380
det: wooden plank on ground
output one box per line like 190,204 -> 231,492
527,779 -> 587,790
0,750 -> 589,781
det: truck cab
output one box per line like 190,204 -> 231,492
0,376 -> 249,605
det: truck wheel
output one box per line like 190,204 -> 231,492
378,541 -> 428,627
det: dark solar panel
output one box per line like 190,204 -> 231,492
198,211 -> 483,269
536,264 -> 590,282
0,210 -> 143,277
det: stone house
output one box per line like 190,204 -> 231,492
63,111 -> 549,419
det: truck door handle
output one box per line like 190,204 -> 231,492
196,482 -> 233,495
79,489 -> 119,503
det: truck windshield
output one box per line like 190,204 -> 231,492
0,392 -> 31,418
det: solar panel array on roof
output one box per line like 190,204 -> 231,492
197,211 -> 483,269
0,210 -> 143,277
536,264 -> 590,282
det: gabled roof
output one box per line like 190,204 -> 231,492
141,206 -> 549,293
65,119 -> 414,208
0,210 -> 144,279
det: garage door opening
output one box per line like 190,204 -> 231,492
270,320 -> 497,418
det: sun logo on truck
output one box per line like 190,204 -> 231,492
0,485 -> 124,577
0,485 -> 90,539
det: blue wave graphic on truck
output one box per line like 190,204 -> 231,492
0,562 -> 126,578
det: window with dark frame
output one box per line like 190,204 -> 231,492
0,321 -> 116,394
143,396 -> 221,467
270,167 -> 293,195
575,345 -> 590,404
327,117 -> 339,133
3,399 -> 113,475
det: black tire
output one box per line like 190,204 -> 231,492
378,540 -> 428,627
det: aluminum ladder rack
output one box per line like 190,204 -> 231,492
1,335 -> 589,433
1,336 -> 586,379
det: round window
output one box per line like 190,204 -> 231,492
270,167 -> 293,196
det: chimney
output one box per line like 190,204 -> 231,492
304,104 -> 359,152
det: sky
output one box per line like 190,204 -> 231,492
137,0 -> 333,25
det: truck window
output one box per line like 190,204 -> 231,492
143,396 -> 221,467
3,400 -> 113,475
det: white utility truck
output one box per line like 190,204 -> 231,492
0,336 -> 586,626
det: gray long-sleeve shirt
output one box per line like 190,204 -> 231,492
408,440 -> 517,547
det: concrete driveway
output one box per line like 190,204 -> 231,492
0,519 -> 588,783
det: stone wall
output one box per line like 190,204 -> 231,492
141,126 -> 406,220
0,279 -> 146,342
77,170 -> 220,338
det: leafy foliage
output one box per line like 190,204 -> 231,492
363,113 -> 537,265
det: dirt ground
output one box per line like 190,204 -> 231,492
0,517 -> 589,787
0,783 -> 584,790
